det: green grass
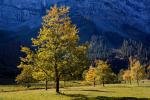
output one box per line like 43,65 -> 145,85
0,81 -> 149,100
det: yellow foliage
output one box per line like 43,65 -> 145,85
129,57 -> 146,81
147,65 -> 150,70
95,60 -> 114,83
85,66 -> 96,81
32,71 -> 46,81
123,70 -> 131,81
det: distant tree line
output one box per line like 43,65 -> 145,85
88,36 -> 150,65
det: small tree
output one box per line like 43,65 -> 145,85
130,59 -> 146,86
32,68 -> 53,90
122,70 -> 131,84
118,69 -> 125,83
16,47 -> 36,88
127,56 -> 138,84
85,66 -> 96,87
60,45 -> 89,81
32,49 -> 55,91
82,70 -> 88,80
95,60 -> 113,87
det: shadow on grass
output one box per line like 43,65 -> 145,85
80,89 -> 114,93
60,93 -> 149,100
94,96 -> 149,100
0,87 -> 45,93
60,92 -> 88,100
64,89 -> 114,93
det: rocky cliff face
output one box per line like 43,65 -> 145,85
0,0 -> 48,79
0,0 -> 150,80
0,0 -> 150,39
58,0 -> 150,45
0,0 -> 47,30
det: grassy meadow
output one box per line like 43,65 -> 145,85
0,81 -> 150,100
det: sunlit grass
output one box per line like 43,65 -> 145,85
0,81 -> 149,100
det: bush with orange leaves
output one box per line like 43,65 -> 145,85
85,66 -> 96,86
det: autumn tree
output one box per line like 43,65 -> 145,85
69,45 -> 89,80
122,70 -> 131,84
82,70 -> 88,80
130,59 -> 146,86
85,66 -> 96,87
59,46 -> 89,87
118,69 -> 125,82
16,47 -> 36,88
16,47 -> 52,90
32,48 -> 55,90
147,65 -> 150,79
95,60 -> 114,87
32,68 -> 53,90
30,5 -> 88,93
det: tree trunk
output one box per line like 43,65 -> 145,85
54,65 -> 60,93
102,78 -> 105,87
102,81 -> 105,87
45,78 -> 48,90
93,78 -> 96,87
137,79 -> 139,86
64,80 -> 66,88
56,77 -> 60,93
129,78 -> 132,85
26,82 -> 31,88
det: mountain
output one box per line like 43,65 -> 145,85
0,0 -> 150,82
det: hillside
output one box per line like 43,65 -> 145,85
0,0 -> 149,82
